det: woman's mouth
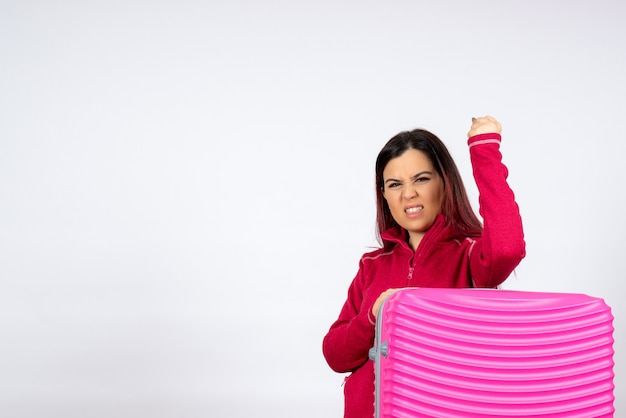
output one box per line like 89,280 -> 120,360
405,205 -> 423,214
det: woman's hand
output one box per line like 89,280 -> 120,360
468,115 -> 501,138
371,288 -> 400,318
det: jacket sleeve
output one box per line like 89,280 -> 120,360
467,133 -> 526,287
322,259 -> 377,373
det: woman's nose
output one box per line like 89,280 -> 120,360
403,185 -> 418,199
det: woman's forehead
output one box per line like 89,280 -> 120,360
383,149 -> 434,177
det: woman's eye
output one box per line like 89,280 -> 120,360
415,177 -> 430,183
388,182 -> 401,189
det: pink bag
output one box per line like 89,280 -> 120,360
369,288 -> 614,417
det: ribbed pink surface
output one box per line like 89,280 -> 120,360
377,289 -> 614,418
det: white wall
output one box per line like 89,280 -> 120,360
1,1 -> 624,417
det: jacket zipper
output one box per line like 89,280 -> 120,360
407,249 -> 418,284
407,249 -> 416,283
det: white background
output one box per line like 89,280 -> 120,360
1,1 -> 624,417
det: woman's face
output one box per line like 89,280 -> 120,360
382,149 -> 444,249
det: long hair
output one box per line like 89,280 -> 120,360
375,129 -> 482,246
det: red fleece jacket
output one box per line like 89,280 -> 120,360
322,133 -> 526,418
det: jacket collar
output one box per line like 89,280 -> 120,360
381,214 -> 457,251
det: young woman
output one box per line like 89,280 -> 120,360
322,116 -> 525,418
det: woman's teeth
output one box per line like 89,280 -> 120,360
405,206 -> 423,214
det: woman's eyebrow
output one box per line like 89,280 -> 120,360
411,171 -> 433,181
385,171 -> 432,184
384,177 -> 401,184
